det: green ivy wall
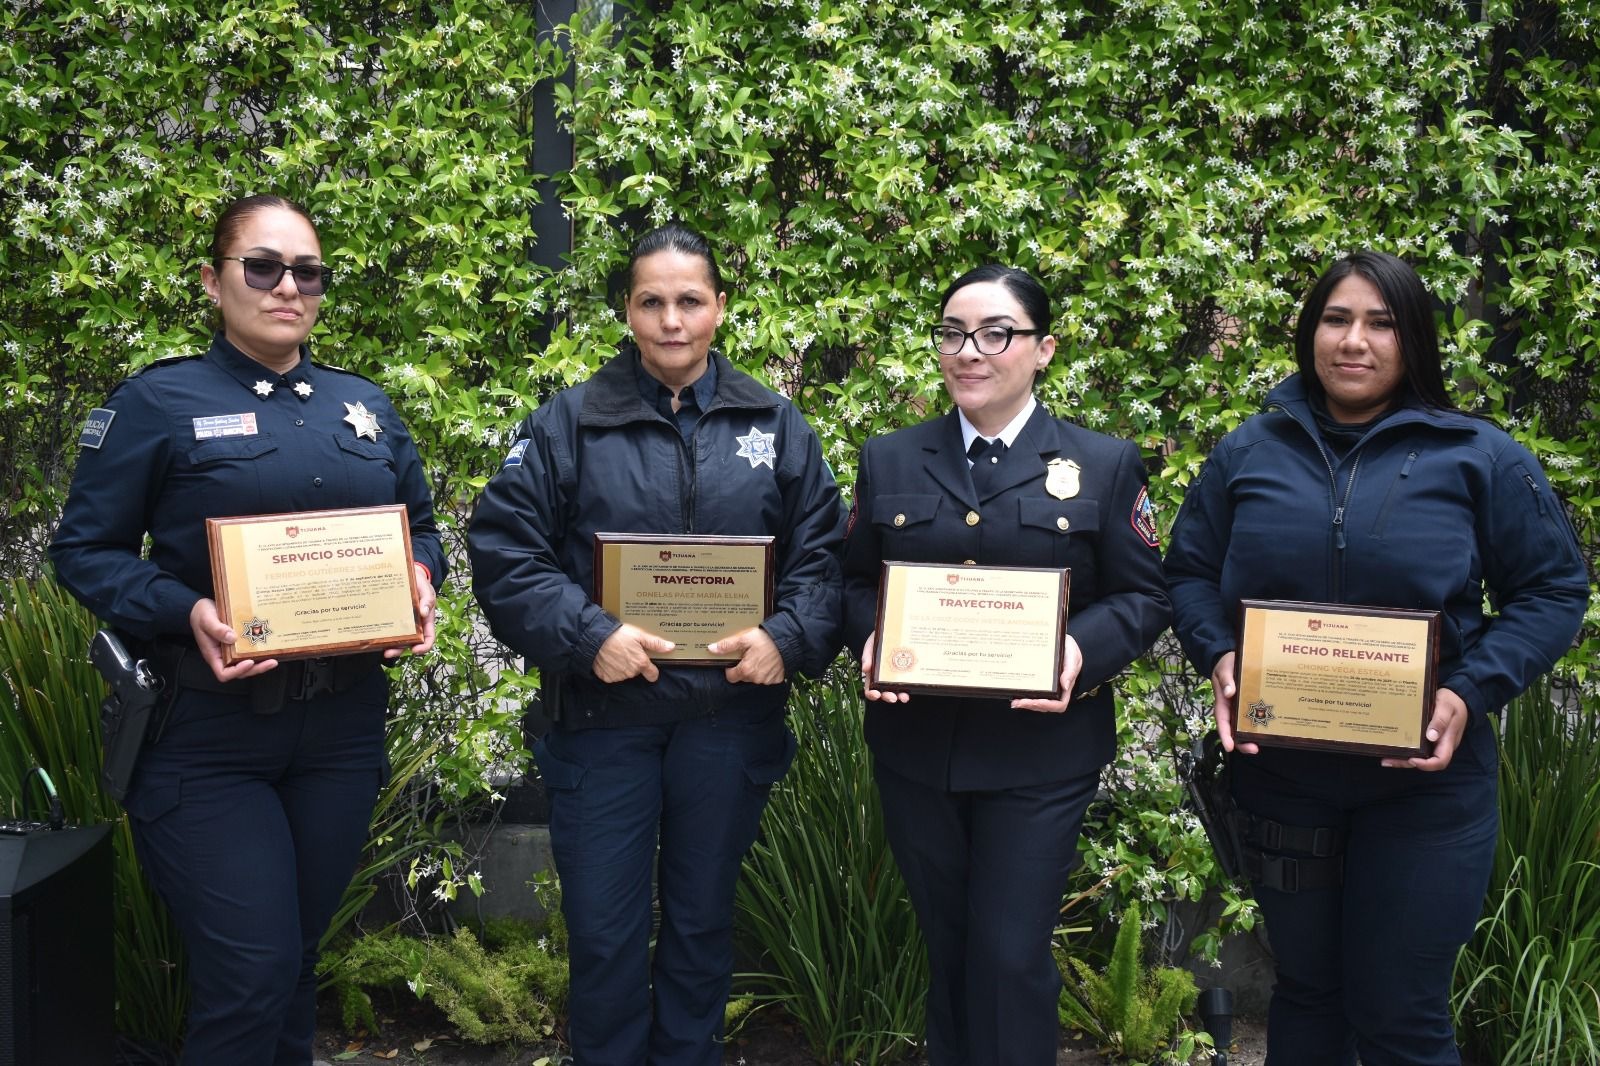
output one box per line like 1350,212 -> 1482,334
4,0 -> 1597,923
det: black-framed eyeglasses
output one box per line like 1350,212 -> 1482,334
218,256 -> 333,296
931,324 -> 1045,356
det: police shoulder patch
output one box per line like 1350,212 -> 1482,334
1131,485 -> 1159,548
502,439 -> 530,468
79,408 -> 117,449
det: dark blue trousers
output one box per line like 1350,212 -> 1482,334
534,708 -> 794,1066
874,759 -> 1099,1066
1233,714 -> 1500,1066
123,670 -> 389,1066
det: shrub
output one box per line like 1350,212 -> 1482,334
734,667 -> 926,1064
1057,899 -> 1208,1065
0,576 -> 187,1045
1453,682 -> 1600,1064
328,919 -> 568,1044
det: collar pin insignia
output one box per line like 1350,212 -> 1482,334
252,380 -> 274,398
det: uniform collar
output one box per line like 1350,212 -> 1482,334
1266,372 -> 1478,436
957,396 -> 1037,455
634,349 -> 718,412
208,332 -> 319,402
581,346 -> 776,427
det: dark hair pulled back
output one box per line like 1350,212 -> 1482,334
210,194 -> 317,267
940,264 -> 1051,332
626,223 -> 724,295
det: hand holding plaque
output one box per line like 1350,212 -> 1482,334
592,534 -> 775,665
869,562 -> 1070,700
207,505 -> 423,665
1233,600 -> 1440,758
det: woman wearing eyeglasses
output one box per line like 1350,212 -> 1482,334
840,264 -> 1170,1066
50,194 -> 443,1065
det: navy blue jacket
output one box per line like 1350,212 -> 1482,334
1165,374 -> 1587,721
50,334 -> 445,638
841,405 -> 1171,790
467,348 -> 844,728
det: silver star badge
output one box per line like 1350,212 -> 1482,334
292,381 -> 313,398
734,425 -> 777,469
252,380 -> 274,398
343,401 -> 382,442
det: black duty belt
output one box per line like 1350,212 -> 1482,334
1236,812 -> 1347,894
154,643 -> 381,714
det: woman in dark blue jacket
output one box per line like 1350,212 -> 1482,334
467,224 -> 843,1066
1165,251 -> 1588,1065
841,265 -> 1170,1066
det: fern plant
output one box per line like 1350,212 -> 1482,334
1056,899 -> 1208,1065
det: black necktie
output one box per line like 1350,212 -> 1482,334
968,436 -> 1006,493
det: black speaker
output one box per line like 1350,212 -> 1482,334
0,822 -> 115,1066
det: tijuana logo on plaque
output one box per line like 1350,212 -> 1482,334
1234,599 -> 1440,758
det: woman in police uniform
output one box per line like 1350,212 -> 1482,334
1165,251 -> 1587,1065
841,264 -> 1170,1066
468,223 -> 843,1066
50,194 -> 443,1066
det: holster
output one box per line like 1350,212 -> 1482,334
1179,732 -> 1245,883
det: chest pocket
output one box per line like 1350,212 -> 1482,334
336,434 -> 397,504
1018,498 -> 1099,568
872,493 -> 943,559
336,435 -> 394,466
189,435 -> 278,467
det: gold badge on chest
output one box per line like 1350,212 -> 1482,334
1046,458 -> 1081,500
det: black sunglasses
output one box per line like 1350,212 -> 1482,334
218,256 -> 333,296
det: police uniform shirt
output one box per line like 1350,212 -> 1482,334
841,403 -> 1170,791
50,333 -> 445,637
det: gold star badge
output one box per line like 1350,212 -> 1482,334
1046,458 -> 1081,500
343,402 -> 382,441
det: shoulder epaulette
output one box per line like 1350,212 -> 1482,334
314,362 -> 381,386
131,353 -> 204,376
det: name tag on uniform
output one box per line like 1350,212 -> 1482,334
192,413 -> 260,439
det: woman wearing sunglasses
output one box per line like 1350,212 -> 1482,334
840,264 -> 1170,1066
51,194 -> 443,1065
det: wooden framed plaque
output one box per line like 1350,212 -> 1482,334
206,505 -> 422,665
1235,599 -> 1440,757
592,533 -> 775,665
871,561 -> 1070,700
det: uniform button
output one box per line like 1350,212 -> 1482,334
965,510 -> 979,526
1057,516 -> 1070,531
313,477 -> 323,487
294,419 -> 305,427
893,513 -> 906,527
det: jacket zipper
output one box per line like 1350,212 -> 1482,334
1275,403 -> 1363,602
1521,471 -> 1546,516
